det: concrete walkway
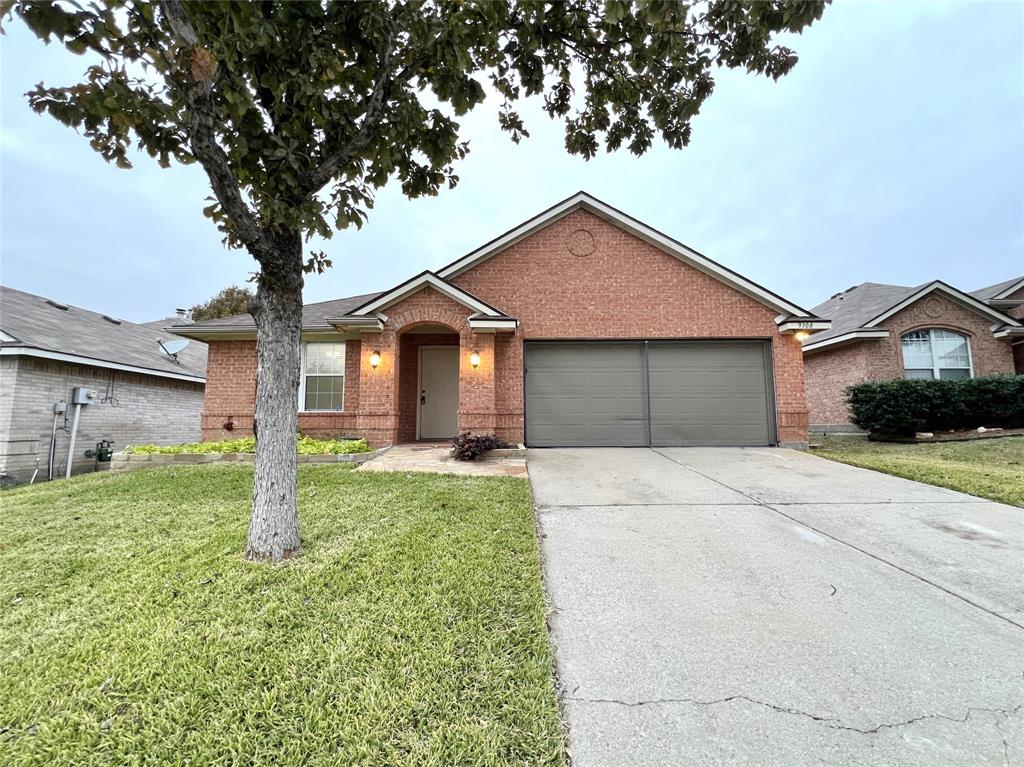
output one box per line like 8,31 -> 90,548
530,447 -> 1024,767
357,445 -> 527,477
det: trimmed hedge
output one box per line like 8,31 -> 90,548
846,375 -> 1024,437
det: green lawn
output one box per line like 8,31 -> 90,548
814,435 -> 1024,507
0,465 -> 566,766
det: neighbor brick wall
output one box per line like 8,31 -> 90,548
804,342 -> 872,428
874,294 -> 1013,379
451,208 -> 810,444
804,292 -> 1018,427
1002,286 -> 1024,374
0,356 -> 203,484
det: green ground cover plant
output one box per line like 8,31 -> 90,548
125,436 -> 371,455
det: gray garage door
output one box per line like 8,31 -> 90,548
524,341 -> 774,447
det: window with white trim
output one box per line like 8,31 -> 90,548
300,342 -> 345,411
901,329 -> 972,381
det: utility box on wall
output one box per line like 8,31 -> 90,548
71,387 -> 97,405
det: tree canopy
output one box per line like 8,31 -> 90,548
9,0 -> 826,268
190,285 -> 254,322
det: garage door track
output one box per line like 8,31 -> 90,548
530,447 -> 1024,767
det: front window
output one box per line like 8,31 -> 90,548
300,342 -> 345,411
901,329 -> 972,380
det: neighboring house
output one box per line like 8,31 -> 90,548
802,277 -> 1024,431
173,192 -> 829,449
0,286 -> 207,483
971,276 -> 1024,373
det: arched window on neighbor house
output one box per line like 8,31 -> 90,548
901,329 -> 973,380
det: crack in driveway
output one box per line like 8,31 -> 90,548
566,694 -> 1023,736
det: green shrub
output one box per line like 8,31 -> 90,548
296,436 -> 371,455
845,375 -> 1024,437
126,436 -> 371,455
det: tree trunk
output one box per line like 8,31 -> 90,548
246,230 -> 304,561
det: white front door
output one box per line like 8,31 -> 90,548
418,347 -> 459,439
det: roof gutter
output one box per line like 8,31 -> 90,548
168,323 -> 258,341
777,317 -> 831,335
326,316 -> 385,331
801,329 -> 890,354
468,316 -> 518,332
993,325 -> 1024,339
0,346 -> 206,383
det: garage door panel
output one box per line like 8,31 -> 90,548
525,343 -> 647,447
648,342 -> 770,447
525,341 -> 772,448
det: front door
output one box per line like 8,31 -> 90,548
418,346 -> 459,439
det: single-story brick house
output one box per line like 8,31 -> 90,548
0,285 -> 207,483
174,193 -> 831,449
802,277 -> 1024,431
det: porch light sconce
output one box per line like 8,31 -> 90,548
369,350 -> 382,369
794,331 -> 811,342
470,351 -> 481,369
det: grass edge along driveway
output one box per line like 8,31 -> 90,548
813,435 -> 1024,507
0,464 -> 567,767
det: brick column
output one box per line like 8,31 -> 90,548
773,333 -> 810,448
356,330 -> 399,446
458,331 -> 497,435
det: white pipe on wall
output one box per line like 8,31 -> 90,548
65,403 -> 83,479
48,411 -> 60,481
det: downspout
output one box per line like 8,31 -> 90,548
65,402 -> 83,479
48,407 -> 61,481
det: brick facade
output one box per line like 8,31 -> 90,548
804,291 -> 1019,428
199,208 -> 812,447
201,339 -> 361,441
0,356 -> 203,484
451,209 -> 809,445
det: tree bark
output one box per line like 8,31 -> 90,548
245,229 -> 304,561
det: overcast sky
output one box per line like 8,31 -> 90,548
2,1 -> 1021,323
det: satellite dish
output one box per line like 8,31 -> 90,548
157,338 -> 190,359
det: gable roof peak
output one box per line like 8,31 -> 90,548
347,270 -> 507,317
805,278 -> 1022,353
435,192 -> 816,320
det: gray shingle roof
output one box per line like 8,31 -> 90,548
0,285 -> 207,380
805,282 -> 922,345
971,276 -> 1024,300
187,291 -> 382,328
141,316 -> 189,330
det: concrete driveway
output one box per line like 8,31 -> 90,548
529,448 -> 1024,767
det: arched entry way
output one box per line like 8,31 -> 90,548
397,323 -> 460,442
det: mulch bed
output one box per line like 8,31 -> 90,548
870,427 -> 1024,444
